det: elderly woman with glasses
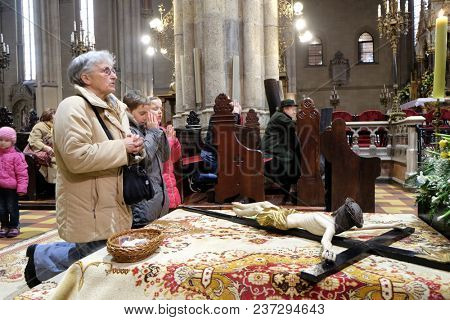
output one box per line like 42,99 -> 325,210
24,50 -> 144,288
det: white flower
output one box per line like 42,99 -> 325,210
417,171 -> 427,185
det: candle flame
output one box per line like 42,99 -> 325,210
438,9 -> 445,18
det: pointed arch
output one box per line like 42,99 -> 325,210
358,32 -> 374,63
307,37 -> 323,66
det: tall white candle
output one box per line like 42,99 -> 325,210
378,5 -> 381,17
386,0 -> 390,14
432,9 -> 448,98
193,48 -> 202,105
397,0 -> 400,12
278,80 -> 285,100
180,54 -> 185,106
232,55 -> 240,102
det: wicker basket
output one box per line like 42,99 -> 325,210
107,228 -> 163,263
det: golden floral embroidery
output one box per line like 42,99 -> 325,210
318,277 -> 340,291
248,272 -> 270,285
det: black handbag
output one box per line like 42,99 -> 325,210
122,162 -> 154,205
81,96 -> 154,205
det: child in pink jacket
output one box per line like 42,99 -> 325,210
162,124 -> 182,208
0,127 -> 28,238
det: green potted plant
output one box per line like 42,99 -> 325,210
408,133 -> 450,238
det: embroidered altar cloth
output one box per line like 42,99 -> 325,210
51,209 -> 450,300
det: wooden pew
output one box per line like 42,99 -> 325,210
296,98 -> 325,206
174,111 -> 204,202
212,95 -> 265,203
235,110 -> 265,203
212,94 -> 240,203
234,109 -> 261,149
0,107 -> 42,201
321,118 -> 381,212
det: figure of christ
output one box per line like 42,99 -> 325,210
232,198 -> 401,261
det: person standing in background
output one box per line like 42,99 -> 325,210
148,97 -> 182,209
0,126 -> 28,238
27,109 -> 57,184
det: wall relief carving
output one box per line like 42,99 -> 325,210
329,51 -> 350,86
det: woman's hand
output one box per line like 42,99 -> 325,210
166,124 -> 176,138
124,134 -> 144,154
44,145 -> 54,156
146,113 -> 159,129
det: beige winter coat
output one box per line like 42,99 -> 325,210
28,121 -> 53,151
53,85 -> 132,243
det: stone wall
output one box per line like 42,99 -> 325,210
294,0 -> 414,114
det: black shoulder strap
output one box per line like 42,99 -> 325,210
78,95 -> 113,141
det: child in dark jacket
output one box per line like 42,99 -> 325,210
0,126 -> 28,238
123,92 -> 170,228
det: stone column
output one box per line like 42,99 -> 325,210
173,0 -> 184,128
182,0 -> 195,113
116,0 -> 143,96
58,0 -> 76,99
286,41 -> 297,94
243,0 -> 264,111
203,0 -> 226,109
193,0 -> 203,111
263,0 -> 278,80
224,0 -> 239,98
34,0 -> 63,114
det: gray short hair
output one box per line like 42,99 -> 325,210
67,50 -> 115,86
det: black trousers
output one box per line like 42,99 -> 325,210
0,188 -> 19,228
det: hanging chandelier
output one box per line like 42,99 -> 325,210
70,21 -> 95,57
141,4 -> 174,62
0,33 -> 10,70
278,1 -> 313,74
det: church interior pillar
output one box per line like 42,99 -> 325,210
263,0 -> 279,81
173,0 -> 184,128
243,0 -> 264,111
203,0 -> 226,109
34,0 -> 63,115
224,0 -> 240,101
182,0 -> 195,114
116,0 -> 144,96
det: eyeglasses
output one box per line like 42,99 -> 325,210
100,66 -> 116,76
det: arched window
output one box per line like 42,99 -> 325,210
308,37 -> 323,66
358,32 -> 374,63
80,0 -> 95,44
414,0 -> 424,45
22,0 -> 36,80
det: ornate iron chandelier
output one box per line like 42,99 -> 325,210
0,33 -> 10,70
377,0 -> 410,121
70,21 -> 95,57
